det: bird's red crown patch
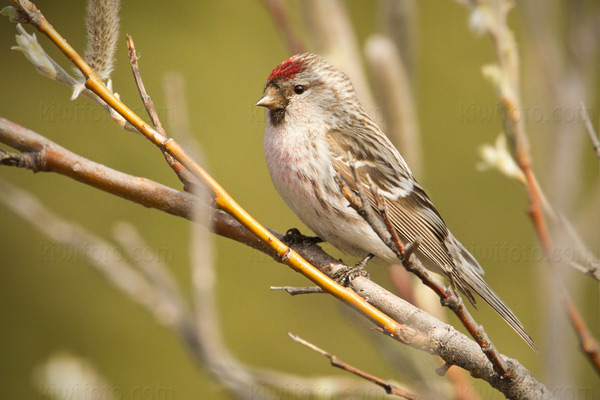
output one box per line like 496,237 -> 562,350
267,58 -> 306,82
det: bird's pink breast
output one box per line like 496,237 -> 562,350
264,124 -> 314,200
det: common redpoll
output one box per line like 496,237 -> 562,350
257,53 -> 535,350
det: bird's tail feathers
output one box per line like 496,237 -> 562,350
447,235 -> 538,353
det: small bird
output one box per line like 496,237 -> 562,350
257,53 -> 536,350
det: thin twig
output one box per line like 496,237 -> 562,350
479,134 -> 600,281
126,34 -> 194,188
126,35 -> 166,134
554,212 -> 600,281
373,188 -> 512,374
289,333 -> 423,400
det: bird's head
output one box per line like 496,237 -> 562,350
256,53 -> 357,127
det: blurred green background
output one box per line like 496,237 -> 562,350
1,1 -> 598,399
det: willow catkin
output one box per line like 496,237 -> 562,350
84,0 -> 120,81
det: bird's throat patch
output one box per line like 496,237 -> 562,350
269,108 -> 286,126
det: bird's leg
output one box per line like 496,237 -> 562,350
282,228 -> 323,246
332,254 -> 374,286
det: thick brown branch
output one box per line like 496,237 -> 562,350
0,116 -> 271,255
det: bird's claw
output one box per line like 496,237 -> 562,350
332,254 -> 373,286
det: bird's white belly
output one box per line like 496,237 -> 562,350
263,120 -> 395,263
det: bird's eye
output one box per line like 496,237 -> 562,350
294,85 -> 306,95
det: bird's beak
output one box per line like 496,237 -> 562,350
256,93 -> 275,108
256,86 -> 284,109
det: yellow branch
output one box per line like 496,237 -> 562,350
13,0 -> 413,341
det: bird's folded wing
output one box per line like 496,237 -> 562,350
326,127 -> 456,275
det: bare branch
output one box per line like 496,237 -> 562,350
289,333 -> 423,400
126,34 -> 194,187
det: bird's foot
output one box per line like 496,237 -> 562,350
332,254 -> 373,286
282,228 -> 323,246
